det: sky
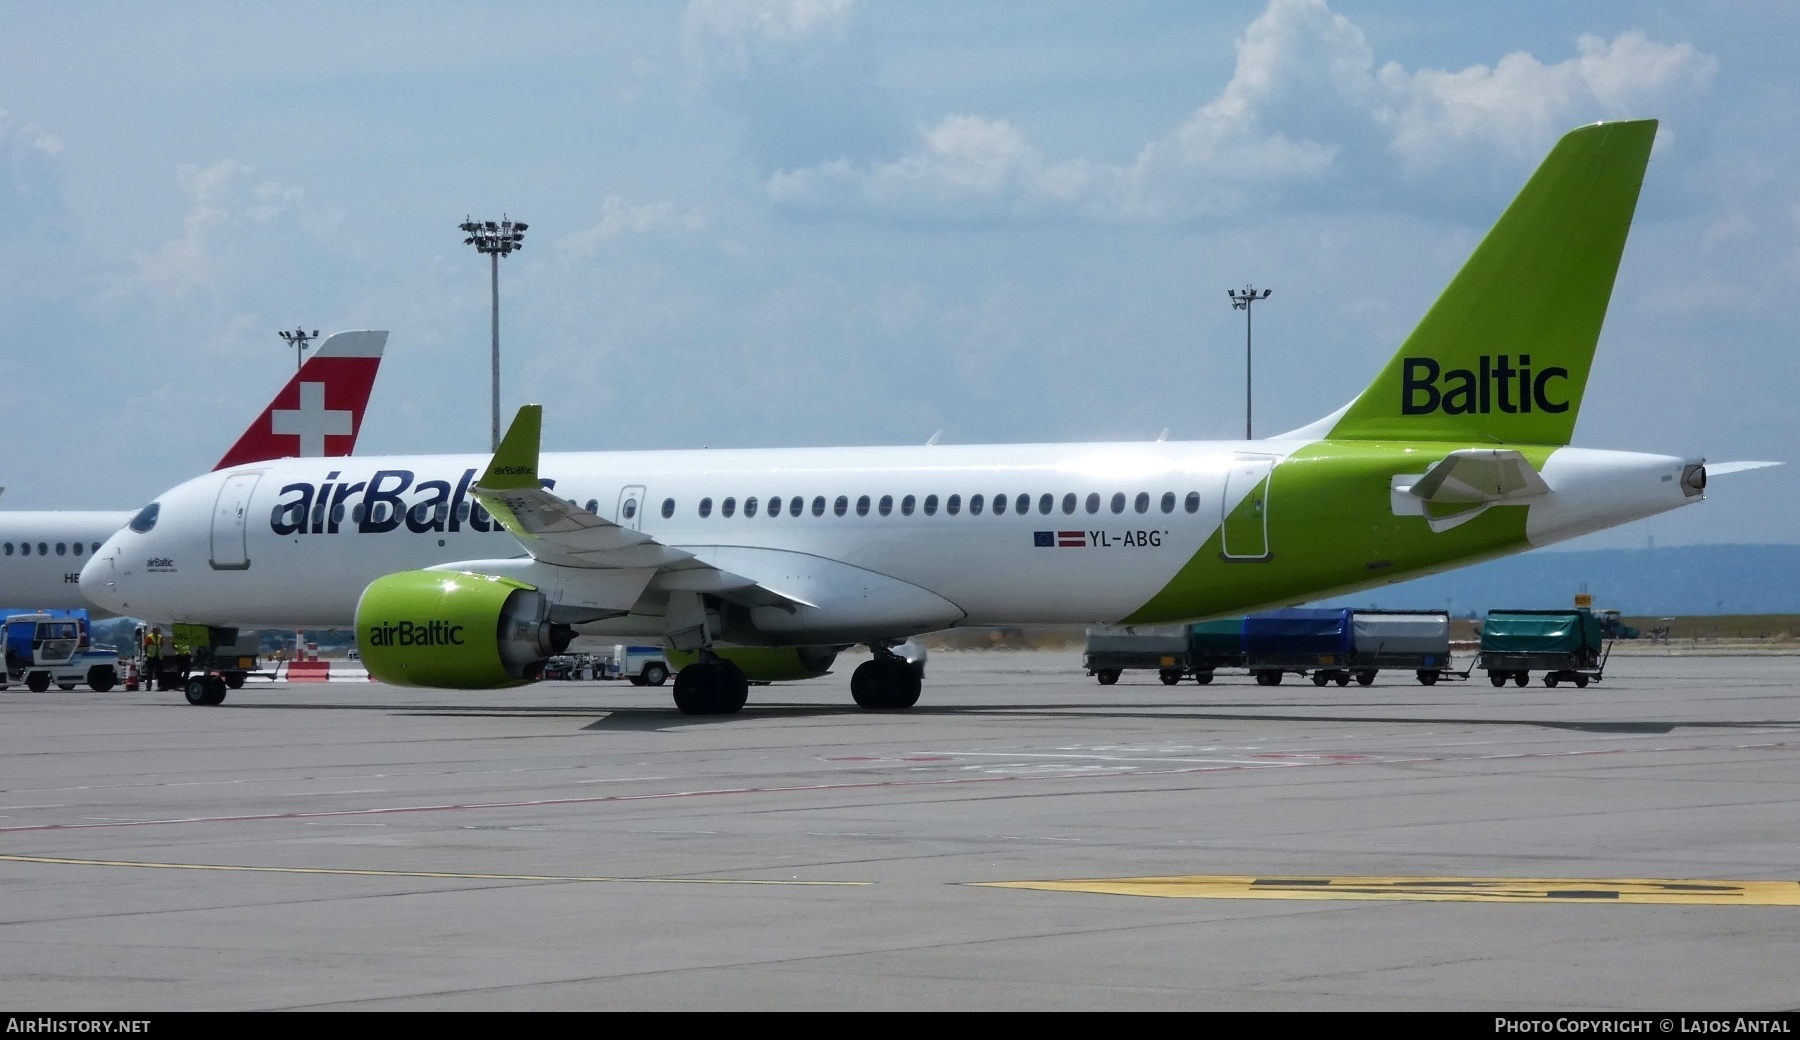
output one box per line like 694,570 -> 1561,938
0,0 -> 1793,549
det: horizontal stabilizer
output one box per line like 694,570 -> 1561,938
1401,449 -> 1550,505
1706,461 -> 1783,476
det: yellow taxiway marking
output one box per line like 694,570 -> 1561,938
975,874 -> 1800,905
0,853 -> 866,887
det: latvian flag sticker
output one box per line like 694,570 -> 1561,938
1034,531 -> 1086,548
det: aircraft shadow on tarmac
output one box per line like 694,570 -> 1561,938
191,700 -> 1800,736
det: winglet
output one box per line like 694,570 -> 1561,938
480,405 -> 543,490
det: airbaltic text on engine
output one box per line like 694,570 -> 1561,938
364,620 -> 467,647
1402,355 -> 1569,415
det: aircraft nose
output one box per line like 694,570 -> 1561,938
79,543 -> 128,614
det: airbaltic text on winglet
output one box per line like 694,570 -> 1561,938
1402,354 -> 1569,415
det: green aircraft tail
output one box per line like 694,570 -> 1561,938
1328,119 -> 1657,446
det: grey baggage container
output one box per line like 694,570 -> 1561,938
1084,625 -> 1193,686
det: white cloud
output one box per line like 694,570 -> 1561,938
558,196 -> 710,256
766,0 -> 1714,223
134,159 -> 304,297
684,0 -> 851,42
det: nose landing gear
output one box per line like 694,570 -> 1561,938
850,647 -> 922,710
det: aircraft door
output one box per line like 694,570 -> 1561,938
209,473 -> 261,571
1220,456 -> 1274,561
616,484 -> 646,532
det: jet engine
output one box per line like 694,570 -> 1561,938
356,570 -> 572,688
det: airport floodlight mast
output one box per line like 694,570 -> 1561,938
278,327 -> 320,372
459,215 -> 528,450
1228,285 -> 1272,439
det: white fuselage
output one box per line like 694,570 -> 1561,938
0,511 -> 134,615
80,437 -> 1701,640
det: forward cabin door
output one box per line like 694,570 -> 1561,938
209,473 -> 261,571
1220,456 -> 1274,561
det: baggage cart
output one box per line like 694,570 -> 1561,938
1477,609 -> 1611,688
1084,625 -> 1192,685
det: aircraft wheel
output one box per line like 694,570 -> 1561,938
25,672 -> 50,693
672,665 -> 716,715
1095,669 -> 1120,686
1513,672 -> 1529,687
1488,673 -> 1505,687
223,671 -> 246,689
642,663 -> 669,687
851,659 -> 919,710
715,662 -> 749,714
1311,672 -> 1329,687
1159,670 -> 1182,686
185,677 -> 225,706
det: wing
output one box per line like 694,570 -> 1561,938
467,406 -> 804,612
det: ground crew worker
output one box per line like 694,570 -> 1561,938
143,627 -> 163,689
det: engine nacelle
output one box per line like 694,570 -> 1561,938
356,570 -> 573,688
666,645 -> 839,682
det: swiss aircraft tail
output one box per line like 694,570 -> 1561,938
213,330 -> 388,470
1326,119 -> 1657,446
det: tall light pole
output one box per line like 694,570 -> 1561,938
459,215 -> 528,450
1228,285 -> 1271,440
278,327 -> 319,372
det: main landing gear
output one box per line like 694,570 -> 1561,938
672,657 -> 749,716
851,648 -> 922,710
184,674 -> 228,706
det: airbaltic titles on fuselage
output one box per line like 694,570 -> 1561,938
271,468 -> 502,536
1402,354 -> 1569,415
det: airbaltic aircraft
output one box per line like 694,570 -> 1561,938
0,331 -> 386,613
82,120 -> 1771,713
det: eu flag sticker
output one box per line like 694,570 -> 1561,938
1033,531 -> 1054,547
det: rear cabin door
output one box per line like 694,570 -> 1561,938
616,485 -> 646,532
209,473 -> 260,570
1220,456 -> 1274,561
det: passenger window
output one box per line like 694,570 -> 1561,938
834,495 -> 848,517
992,494 -> 1005,515
1110,492 -> 1126,514
1185,491 -> 1201,513
72,542 -> 83,557
722,497 -> 737,518
1161,492 -> 1176,514
879,495 -> 893,516
1134,492 -> 1149,514
744,497 -> 758,518
623,499 -> 638,519
351,504 -> 366,524
790,497 -> 803,516
923,494 -> 938,516
56,542 -> 66,555
1062,493 -> 1076,515
19,543 -> 28,556
3,543 -> 11,556
91,542 -> 100,553
946,494 -> 961,516
970,494 -> 984,515
767,496 -> 782,518
698,497 -> 713,518
662,498 -> 675,519
901,494 -> 915,516
812,496 -> 826,517
1085,493 -> 1100,514
1038,493 -> 1053,515
856,495 -> 871,517
457,501 -> 471,522
1017,493 -> 1031,515
586,499 -> 599,514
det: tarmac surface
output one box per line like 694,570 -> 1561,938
2,650 -> 1798,1010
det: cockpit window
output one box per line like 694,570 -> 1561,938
128,503 -> 160,534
